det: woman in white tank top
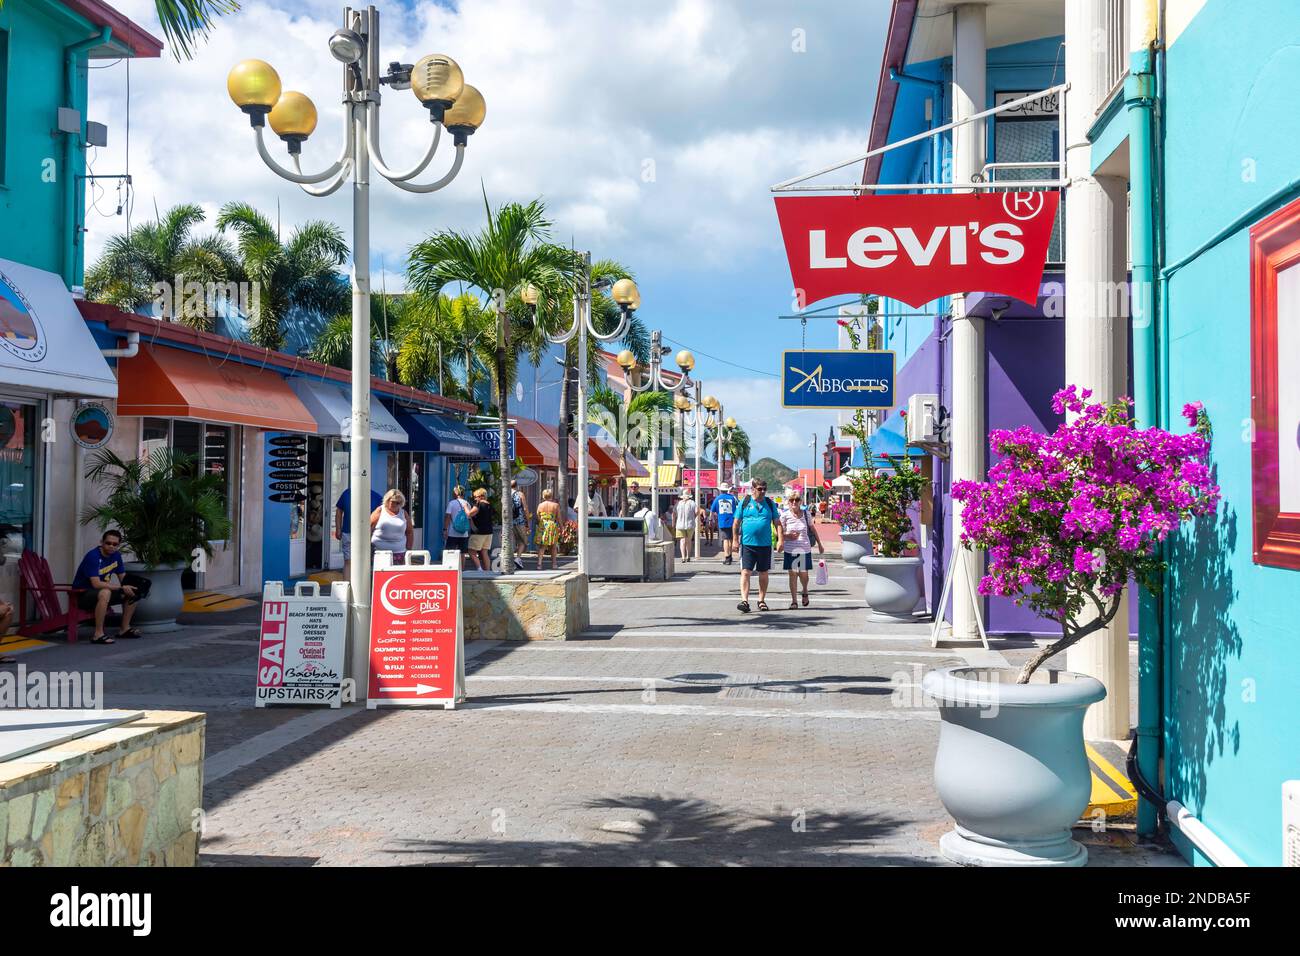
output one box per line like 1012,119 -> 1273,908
370,489 -> 412,560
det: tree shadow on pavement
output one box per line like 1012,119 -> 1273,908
386,793 -> 934,866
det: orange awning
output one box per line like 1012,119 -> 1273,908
587,437 -> 621,477
513,417 -> 578,469
115,345 -> 316,432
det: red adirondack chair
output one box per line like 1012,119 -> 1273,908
18,549 -> 89,643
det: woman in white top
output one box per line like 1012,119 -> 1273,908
779,492 -> 824,608
370,489 -> 413,562
674,489 -> 699,563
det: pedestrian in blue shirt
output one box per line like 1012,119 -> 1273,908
732,480 -> 782,613
73,530 -> 150,643
710,483 -> 739,565
335,487 -> 383,577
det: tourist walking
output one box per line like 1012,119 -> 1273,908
370,489 -> 414,563
509,480 -> 531,557
334,486 -> 382,579
674,489 -> 698,562
443,485 -> 472,566
780,491 -> 824,608
711,482 -> 739,565
535,488 -> 562,570
468,487 -> 495,572
733,480 -> 782,613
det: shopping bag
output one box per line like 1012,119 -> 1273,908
815,560 -> 828,586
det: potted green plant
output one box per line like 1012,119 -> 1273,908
922,388 -> 1219,866
81,447 -> 233,632
852,455 -> 927,621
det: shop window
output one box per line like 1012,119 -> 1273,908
141,417 -> 236,526
0,400 -> 38,611
993,91 -> 1063,265
385,451 -> 422,530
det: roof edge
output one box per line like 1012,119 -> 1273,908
862,0 -> 920,186
61,0 -> 164,58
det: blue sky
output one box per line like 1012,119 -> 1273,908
87,0 -> 890,465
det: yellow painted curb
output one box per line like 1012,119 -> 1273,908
181,590 -> 256,613
306,571 -> 344,585
1083,743 -> 1138,821
0,637 -> 52,655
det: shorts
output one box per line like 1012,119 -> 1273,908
740,545 -> 773,573
675,528 -> 693,540
444,536 -> 468,552
76,573 -> 150,612
340,532 -> 350,552
783,551 -> 811,572
718,522 -> 735,536
468,533 -> 493,551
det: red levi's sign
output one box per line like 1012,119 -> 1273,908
773,191 -> 1060,308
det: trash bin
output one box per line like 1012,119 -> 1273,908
586,517 -> 646,580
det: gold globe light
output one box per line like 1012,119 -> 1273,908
443,84 -> 486,146
411,54 -> 464,121
616,349 -> 636,371
676,350 -> 695,372
610,278 -> 638,306
705,416 -> 717,429
227,60 -> 282,125
725,416 -> 737,429
628,291 -> 641,312
673,394 -> 691,412
702,395 -> 719,411
520,283 -> 540,306
268,92 -> 318,153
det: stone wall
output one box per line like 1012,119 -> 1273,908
1,711 -> 205,867
464,571 -> 589,642
645,542 -> 675,582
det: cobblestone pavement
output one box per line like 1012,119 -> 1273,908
2,544 -> 1181,866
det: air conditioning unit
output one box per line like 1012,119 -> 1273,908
1285,781 -> 1300,866
906,393 -> 941,445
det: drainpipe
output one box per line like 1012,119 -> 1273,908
100,330 -> 140,359
889,68 -> 944,188
63,27 -> 111,289
1126,47 -> 1160,837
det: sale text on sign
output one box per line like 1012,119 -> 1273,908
783,349 -> 896,409
367,552 -> 464,709
256,581 -> 348,707
774,191 -> 1060,307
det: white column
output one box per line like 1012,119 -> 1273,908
1064,0 -> 1130,739
576,258 -> 590,575
949,3 -> 987,641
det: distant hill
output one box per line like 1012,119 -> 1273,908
749,457 -> 796,488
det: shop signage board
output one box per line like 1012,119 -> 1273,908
782,349 -> 896,409
470,427 -> 515,462
255,580 -> 348,708
682,468 -> 718,489
367,550 -> 465,709
70,402 -> 114,450
773,191 -> 1060,307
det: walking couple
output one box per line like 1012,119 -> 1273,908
733,482 -> 824,613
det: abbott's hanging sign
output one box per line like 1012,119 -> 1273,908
783,350 -> 895,409
774,191 -> 1059,307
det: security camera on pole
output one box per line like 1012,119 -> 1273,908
617,333 -> 695,530
538,257 -> 639,575
227,5 -> 486,702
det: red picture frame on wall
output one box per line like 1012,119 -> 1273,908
1249,198 -> 1300,570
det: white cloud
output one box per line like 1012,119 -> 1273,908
708,376 -> 843,467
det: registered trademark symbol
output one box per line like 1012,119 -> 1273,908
1001,191 -> 1045,221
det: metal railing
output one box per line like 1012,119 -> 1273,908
1099,0 -> 1130,109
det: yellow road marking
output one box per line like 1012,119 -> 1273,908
0,637 -> 52,655
1083,743 -> 1138,820
181,590 -> 256,613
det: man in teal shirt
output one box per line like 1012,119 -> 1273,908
732,480 -> 782,612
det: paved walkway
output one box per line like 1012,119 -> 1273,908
1,542 -> 1180,866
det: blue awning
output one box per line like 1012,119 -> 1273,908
391,408 -> 489,459
859,411 -> 922,466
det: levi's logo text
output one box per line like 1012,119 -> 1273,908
783,350 -> 895,409
774,192 -> 1059,307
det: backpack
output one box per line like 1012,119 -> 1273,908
739,495 -> 776,531
451,500 -> 471,536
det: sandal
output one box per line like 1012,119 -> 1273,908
788,601 -> 798,609
91,634 -> 116,645
117,627 -> 143,639
801,593 -> 809,607
758,601 -> 770,612
737,601 -> 751,613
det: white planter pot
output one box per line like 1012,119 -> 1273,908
859,555 -> 922,622
839,531 -> 873,566
921,666 -> 1105,867
122,561 -> 187,633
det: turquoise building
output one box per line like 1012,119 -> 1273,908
0,0 -> 160,287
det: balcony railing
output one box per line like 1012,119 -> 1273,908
1099,0 -> 1130,111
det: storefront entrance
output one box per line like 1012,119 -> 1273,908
0,398 -> 41,613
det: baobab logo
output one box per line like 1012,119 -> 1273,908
379,577 -> 451,616
0,268 -> 47,363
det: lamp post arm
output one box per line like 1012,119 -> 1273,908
366,102 -> 444,183
255,124 -> 350,184
294,156 -> 353,196
382,145 -> 465,194
585,311 -> 629,343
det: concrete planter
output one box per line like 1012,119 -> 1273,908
122,561 -> 187,633
859,555 -> 922,622
921,666 -> 1106,867
839,531 -> 873,566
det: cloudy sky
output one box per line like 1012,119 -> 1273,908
86,0 -> 889,468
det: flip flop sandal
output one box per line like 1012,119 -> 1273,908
788,601 -> 798,609
737,601 -> 751,613
91,635 -> 116,645
802,593 -> 810,606
117,627 -> 143,639
758,601 -> 770,611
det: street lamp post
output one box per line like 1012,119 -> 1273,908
227,5 -> 485,701
619,331 -> 694,529
543,255 -> 638,575
674,382 -> 706,559
703,395 -> 736,489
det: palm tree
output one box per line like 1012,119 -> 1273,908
407,195 -> 574,573
84,203 -> 240,329
706,423 -> 753,482
394,291 -> 494,401
216,202 -> 349,351
588,386 -> 675,516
